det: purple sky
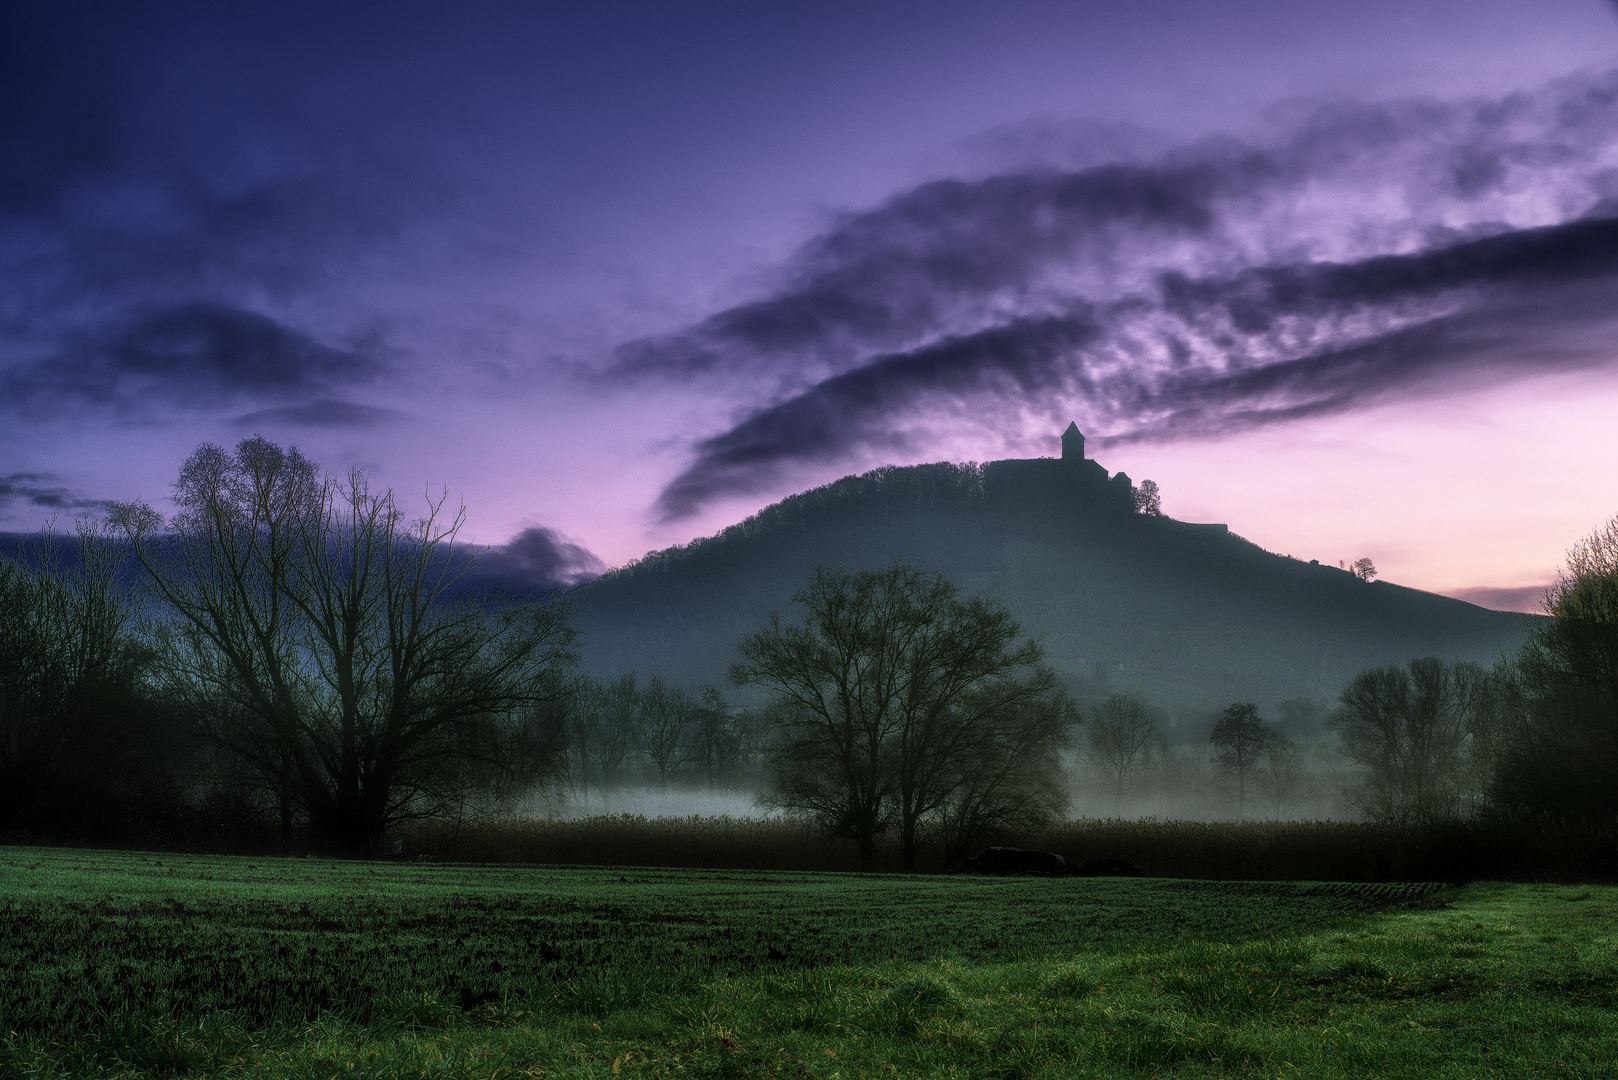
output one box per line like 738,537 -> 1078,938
5,1 -> 1618,609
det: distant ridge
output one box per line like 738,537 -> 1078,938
570,430 -> 1536,729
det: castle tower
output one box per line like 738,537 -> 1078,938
1060,421 -> 1085,461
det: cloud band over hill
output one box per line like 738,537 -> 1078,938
627,71 -> 1618,520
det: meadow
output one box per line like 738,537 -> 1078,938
3,847 -> 1616,1078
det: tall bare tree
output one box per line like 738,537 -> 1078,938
594,673 -> 641,799
637,676 -> 692,789
1333,657 -> 1482,824
109,437 -> 578,857
687,684 -> 745,792
928,687 -> 1072,866
1254,733 -> 1307,819
734,563 -> 1070,871
557,678 -> 607,806
1084,692 -> 1160,813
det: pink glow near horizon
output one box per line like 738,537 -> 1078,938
1099,370 -> 1618,613
417,367 -> 1614,616
4,3 -> 1618,612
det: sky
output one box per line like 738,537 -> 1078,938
5,0 -> 1618,609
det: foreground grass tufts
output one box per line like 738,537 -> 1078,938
3,849 -> 1617,1077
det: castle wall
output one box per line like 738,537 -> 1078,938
983,456 -> 1134,515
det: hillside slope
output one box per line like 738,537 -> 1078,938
567,459 -> 1536,729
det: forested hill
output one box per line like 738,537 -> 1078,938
568,461 -> 1537,730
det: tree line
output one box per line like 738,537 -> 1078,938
3,438 -> 1617,861
0,442 -> 1079,864
1070,515 -> 1618,830
544,674 -> 760,806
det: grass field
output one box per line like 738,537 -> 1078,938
2,846 -> 1615,1078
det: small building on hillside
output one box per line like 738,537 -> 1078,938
983,422 -> 1138,514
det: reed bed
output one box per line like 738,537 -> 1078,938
394,812 -> 1618,882
397,814 -> 878,873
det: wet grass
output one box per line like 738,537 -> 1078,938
2,847 -> 1614,1078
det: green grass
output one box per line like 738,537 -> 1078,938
2,846 -> 1614,1078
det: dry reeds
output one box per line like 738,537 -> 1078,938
393,812 -> 1618,882
396,814 -> 882,872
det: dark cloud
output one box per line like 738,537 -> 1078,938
1161,216 -> 1618,323
456,526 -> 604,596
658,220 -> 1618,518
612,160 -> 1234,384
656,317 -> 1097,519
0,5 -> 445,411
0,5 -> 130,216
637,71 -> 1618,518
0,473 -> 109,517
4,302 -> 381,415
233,400 -> 403,429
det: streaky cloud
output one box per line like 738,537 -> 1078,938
659,220 -> 1618,519
233,399 -> 404,429
0,473 -> 109,519
639,70 -> 1618,519
3,302 -> 382,416
611,159 -> 1234,384
656,316 -> 1097,521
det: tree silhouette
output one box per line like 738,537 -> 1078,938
733,562 -> 1071,871
1210,701 -> 1276,817
0,521 -> 167,834
637,676 -> 693,790
1084,693 -> 1160,813
1133,479 -> 1163,516
1333,657 -> 1481,824
1254,733 -> 1307,819
110,437 -> 578,857
1489,513 -> 1618,820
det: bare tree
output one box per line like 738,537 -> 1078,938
1210,701 -> 1277,817
1333,657 -> 1482,824
1253,733 -> 1307,819
734,563 -> 1070,871
1083,693 -> 1160,813
686,684 -> 745,792
557,678 -> 607,806
109,437 -> 578,857
637,676 -> 692,789
594,673 -> 641,801
929,688 -> 1071,866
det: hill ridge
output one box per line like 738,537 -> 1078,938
571,443 -> 1535,726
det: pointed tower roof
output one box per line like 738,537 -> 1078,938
1061,421 -> 1085,460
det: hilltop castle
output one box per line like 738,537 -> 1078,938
982,421 -> 1138,514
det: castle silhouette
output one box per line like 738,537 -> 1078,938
983,421 -> 1137,513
